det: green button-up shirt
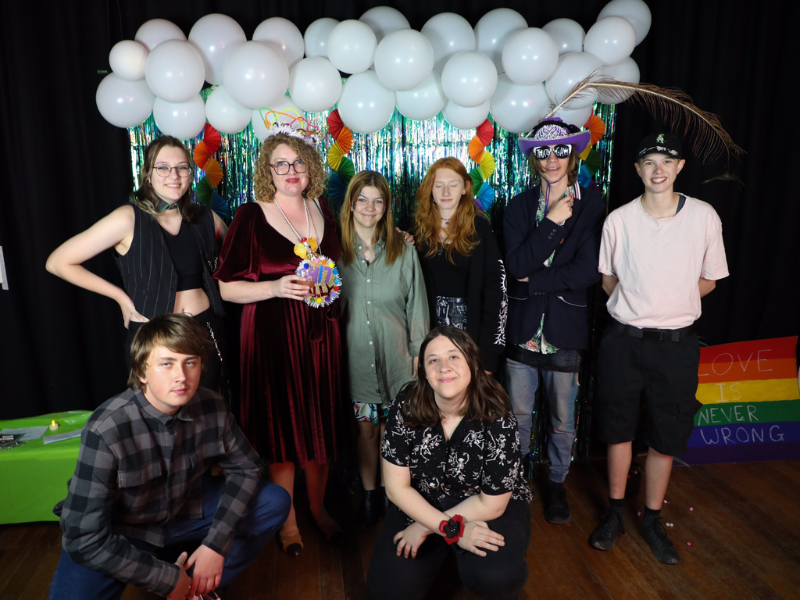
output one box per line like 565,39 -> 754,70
340,239 -> 429,409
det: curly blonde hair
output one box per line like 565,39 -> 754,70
414,157 -> 483,263
253,133 -> 326,202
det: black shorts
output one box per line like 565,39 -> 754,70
595,322 -> 701,456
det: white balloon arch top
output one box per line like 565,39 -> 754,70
96,1 -> 651,139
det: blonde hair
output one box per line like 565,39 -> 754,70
414,157 -> 482,263
253,133 -> 326,202
339,170 -> 404,267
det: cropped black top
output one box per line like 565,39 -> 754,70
162,224 -> 204,291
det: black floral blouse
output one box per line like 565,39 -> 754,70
382,393 -> 533,519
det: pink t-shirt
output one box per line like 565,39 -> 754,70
599,195 -> 729,329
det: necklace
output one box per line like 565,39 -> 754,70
441,217 -> 450,226
271,198 -> 341,308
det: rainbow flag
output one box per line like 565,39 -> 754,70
681,337 -> 800,464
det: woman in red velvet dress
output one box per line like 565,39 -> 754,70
214,129 -> 345,556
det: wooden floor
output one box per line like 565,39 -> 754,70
3,459 -> 800,600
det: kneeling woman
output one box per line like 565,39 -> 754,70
366,326 -> 532,600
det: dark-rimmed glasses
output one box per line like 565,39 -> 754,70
532,144 -> 572,160
270,160 -> 307,175
154,165 -> 192,178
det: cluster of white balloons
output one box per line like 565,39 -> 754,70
96,0 -> 650,139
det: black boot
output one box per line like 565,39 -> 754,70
357,489 -> 382,530
544,480 -> 571,524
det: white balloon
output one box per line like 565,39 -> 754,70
359,6 -> 411,43
304,18 -> 339,58
205,85 -> 251,134
253,17 -> 305,72
584,17 -> 636,65
96,74 -> 155,128
252,96 -> 302,142
550,105 -> 593,129
442,99 -> 490,130
288,56 -> 343,113
545,52 -> 603,109
489,75 -> 550,134
597,56 -> 640,104
421,13 -> 476,73
153,95 -> 206,139
337,70 -> 395,134
135,19 -> 186,51
441,51 -> 497,108
109,40 -> 148,81
395,72 -> 447,121
598,0 -> 652,45
144,40 -> 205,103
188,14 -> 246,85
374,29 -> 434,91
474,8 -> 527,71
501,28 -> 559,86
223,41 -> 289,110
542,19 -> 585,55
327,20 -> 377,75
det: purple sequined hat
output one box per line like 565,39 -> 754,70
518,118 -> 591,158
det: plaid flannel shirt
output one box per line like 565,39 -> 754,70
55,387 -> 262,596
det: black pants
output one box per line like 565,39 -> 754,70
124,308 -> 225,392
366,500 -> 530,600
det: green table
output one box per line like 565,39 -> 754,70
0,411 -> 91,524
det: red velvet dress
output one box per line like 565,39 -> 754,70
214,199 -> 345,467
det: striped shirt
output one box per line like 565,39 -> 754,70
55,387 -> 261,596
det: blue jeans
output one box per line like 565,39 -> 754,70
48,476 -> 290,600
505,359 -> 578,482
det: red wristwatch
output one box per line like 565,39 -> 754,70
439,514 -> 465,545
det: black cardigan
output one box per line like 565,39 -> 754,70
503,185 -> 604,351
418,215 -> 506,373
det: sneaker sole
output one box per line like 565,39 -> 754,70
545,513 -> 572,525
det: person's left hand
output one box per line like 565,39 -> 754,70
393,522 -> 431,558
186,544 -> 224,597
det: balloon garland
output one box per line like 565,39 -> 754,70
326,109 -> 355,208
468,120 -> 496,212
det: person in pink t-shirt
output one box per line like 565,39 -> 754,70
590,133 -> 729,565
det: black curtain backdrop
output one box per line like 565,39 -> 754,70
0,1 -> 795,419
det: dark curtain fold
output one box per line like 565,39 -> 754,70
0,1 -> 793,418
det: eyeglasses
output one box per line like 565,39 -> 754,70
154,165 -> 192,178
532,144 -> 572,160
270,160 -> 307,175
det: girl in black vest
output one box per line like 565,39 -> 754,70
46,136 -> 227,389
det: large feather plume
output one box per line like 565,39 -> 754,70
546,73 -> 744,164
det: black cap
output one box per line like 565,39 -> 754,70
637,133 -> 682,159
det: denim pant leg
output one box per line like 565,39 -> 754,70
48,550 -> 128,600
541,370 -> 579,483
164,475 -> 291,587
505,359 -> 539,455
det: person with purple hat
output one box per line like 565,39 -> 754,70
503,118 -> 606,524
589,133 -> 728,564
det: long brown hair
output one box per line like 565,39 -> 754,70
131,136 -> 203,223
339,170 -> 404,267
402,326 -> 511,428
253,133 -> 326,202
414,157 -> 485,263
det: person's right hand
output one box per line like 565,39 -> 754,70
166,552 -> 192,599
456,520 -> 505,557
546,193 -> 574,224
118,297 -> 148,329
271,274 -> 312,301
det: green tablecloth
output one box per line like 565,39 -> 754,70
0,411 -> 91,524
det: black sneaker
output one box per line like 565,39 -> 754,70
589,508 -> 625,550
544,480 -> 571,524
641,516 -> 680,564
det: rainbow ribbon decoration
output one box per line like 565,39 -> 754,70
468,120 -> 496,212
326,109 -> 354,207
192,124 -> 226,217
